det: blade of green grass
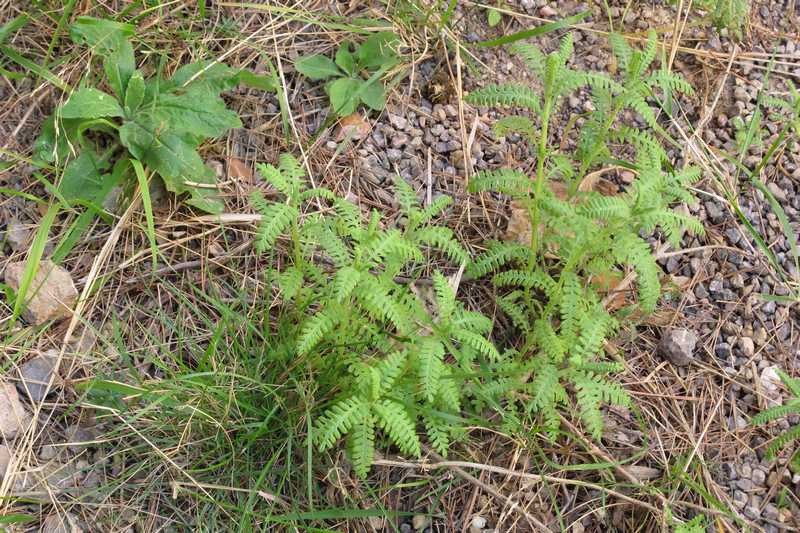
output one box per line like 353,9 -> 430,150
476,11 -> 590,47
0,15 -> 28,45
42,0 -> 77,78
11,202 -> 61,323
0,45 -> 70,91
0,188 -> 46,204
0,514 -> 36,525
131,159 -> 158,271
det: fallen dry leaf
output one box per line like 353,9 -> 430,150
643,309 -> 679,327
227,157 -> 254,184
334,113 -> 371,142
578,170 -> 620,196
504,181 -> 569,245
592,271 -> 626,312
505,200 -> 533,245
669,275 -> 692,290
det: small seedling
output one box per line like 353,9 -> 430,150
671,0 -> 748,39
34,17 -> 272,213
486,1 -> 507,27
673,515 -> 706,533
295,32 -> 399,117
752,369 -> 800,470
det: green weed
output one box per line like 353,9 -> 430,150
251,154 -> 488,477
464,31 -> 701,438
726,77 -> 800,302
32,17 -> 272,214
696,0 -> 749,38
486,2 -> 507,28
295,32 -> 399,117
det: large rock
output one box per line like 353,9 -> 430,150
0,444 -> 10,479
0,383 -> 32,440
659,328 -> 698,367
12,460 -> 83,492
3,260 -> 77,324
41,512 -> 83,533
17,350 -> 59,402
4,218 -> 30,251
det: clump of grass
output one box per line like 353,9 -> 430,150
82,278 -> 396,530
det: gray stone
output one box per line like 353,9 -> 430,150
3,260 -> 78,324
388,114 -> 407,130
752,468 -> 767,486
659,328 -> 698,366
767,182 -> 787,202
694,284 -> 709,299
715,343 -> 732,359
665,257 -> 680,273
734,86 -> 750,102
4,218 -> 29,251
704,201 -> 725,224
470,516 -> 487,533
391,133 -> 409,149
386,149 -> 403,162
732,489 -> 748,509
725,227 -> 741,245
744,505 -> 761,520
17,350 -> 59,402
42,461 -> 83,489
40,444 -> 59,461
736,478 -> 753,491
722,462 -> 737,480
65,424 -> 98,453
739,337 -> 755,357
763,503 -> 780,521
709,275 -> 725,296
0,383 -> 31,439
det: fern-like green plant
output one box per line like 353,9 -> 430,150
252,155 -> 494,477
683,0 -> 749,39
752,369 -> 800,469
465,32 -> 702,439
673,514 -> 706,533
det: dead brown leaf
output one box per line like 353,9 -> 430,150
227,157 -> 254,184
592,271 -> 627,312
334,113 -> 371,142
504,181 -> 569,245
505,200 -> 532,245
